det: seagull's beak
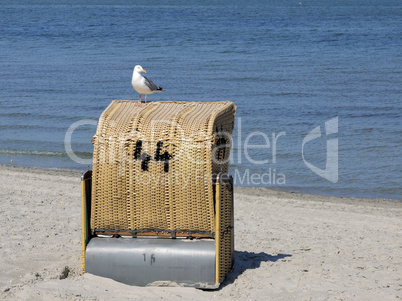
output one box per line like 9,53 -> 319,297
142,69 -> 147,73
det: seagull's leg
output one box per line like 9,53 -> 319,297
145,95 -> 147,103
139,94 -> 141,102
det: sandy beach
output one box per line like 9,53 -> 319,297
0,164 -> 400,300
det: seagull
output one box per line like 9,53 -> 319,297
131,65 -> 165,103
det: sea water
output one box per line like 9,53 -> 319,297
0,0 -> 400,200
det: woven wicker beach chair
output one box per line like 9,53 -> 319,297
81,100 -> 236,288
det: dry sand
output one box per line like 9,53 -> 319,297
0,165 -> 400,300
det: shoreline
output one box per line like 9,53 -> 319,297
1,164 -> 400,205
0,164 -> 401,299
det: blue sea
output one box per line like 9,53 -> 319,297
0,0 -> 401,200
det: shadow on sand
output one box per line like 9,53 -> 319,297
218,251 -> 292,289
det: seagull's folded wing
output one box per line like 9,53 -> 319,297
143,76 -> 161,92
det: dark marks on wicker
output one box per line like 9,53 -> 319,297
133,140 -> 173,172
140,152 -> 151,171
133,140 -> 143,160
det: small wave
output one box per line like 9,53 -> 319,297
0,112 -> 32,118
347,112 -> 401,118
0,149 -> 93,158
0,124 -> 51,130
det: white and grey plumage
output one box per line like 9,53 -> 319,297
131,65 -> 165,103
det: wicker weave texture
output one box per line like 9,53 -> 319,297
91,101 -> 236,234
216,176 -> 235,282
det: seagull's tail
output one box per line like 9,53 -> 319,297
156,86 -> 166,92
